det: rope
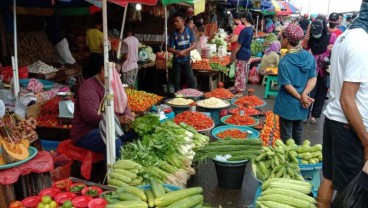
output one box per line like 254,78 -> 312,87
97,94 -> 115,115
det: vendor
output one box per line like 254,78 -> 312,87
227,13 -> 244,56
258,41 -> 281,75
121,27 -> 139,87
71,56 -> 135,158
168,13 -> 197,92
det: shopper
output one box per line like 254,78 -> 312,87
345,15 -> 353,28
258,41 -> 281,75
120,27 -> 139,87
230,11 -> 253,94
303,16 -> 337,124
273,24 -> 317,145
338,13 -> 347,32
299,13 -> 310,34
265,17 -> 275,33
317,1 -> 368,207
227,13 -> 245,55
45,15 -> 76,65
168,13 -> 197,92
328,12 -> 343,37
71,56 -> 135,158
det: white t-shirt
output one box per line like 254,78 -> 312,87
324,28 -> 368,131
122,36 -> 139,72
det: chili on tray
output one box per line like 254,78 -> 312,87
234,95 -> 264,107
225,114 -> 257,126
216,129 -> 248,139
204,88 -> 234,99
173,111 -> 214,130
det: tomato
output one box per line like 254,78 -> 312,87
53,179 -> 73,190
9,201 -> 22,208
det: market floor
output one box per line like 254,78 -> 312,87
187,84 -> 325,208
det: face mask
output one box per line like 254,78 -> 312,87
329,22 -> 337,28
312,33 -> 322,38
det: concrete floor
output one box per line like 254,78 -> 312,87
187,84 -> 325,208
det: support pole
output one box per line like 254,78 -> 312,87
256,15 -> 259,37
117,5 -> 128,59
12,0 -> 19,98
165,7 -> 169,94
102,0 -> 116,177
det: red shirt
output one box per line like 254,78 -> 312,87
231,24 -> 245,51
329,28 -> 343,37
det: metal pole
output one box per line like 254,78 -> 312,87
102,0 -> 116,176
117,5 -> 128,59
327,0 -> 331,15
165,6 -> 169,94
256,15 -> 259,37
237,0 -> 240,12
13,0 -> 19,98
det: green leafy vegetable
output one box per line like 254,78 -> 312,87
131,113 -> 160,137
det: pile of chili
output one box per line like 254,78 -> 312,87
216,129 -> 248,139
173,111 -> 214,130
204,88 -> 234,99
126,89 -> 163,113
234,95 -> 264,107
225,114 -> 257,126
229,106 -> 260,115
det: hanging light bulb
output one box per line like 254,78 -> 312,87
136,4 -> 142,11
227,10 -> 231,15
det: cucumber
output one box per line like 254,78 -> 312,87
108,179 -> 129,187
164,187 -> 173,193
113,169 -> 138,179
115,186 -> 147,201
105,196 -> 120,204
110,172 -> 132,183
106,201 -> 148,208
166,195 -> 204,208
145,190 -> 155,208
114,160 -> 142,169
116,192 -> 142,201
150,179 -> 166,198
154,187 -> 203,207
129,179 -> 142,186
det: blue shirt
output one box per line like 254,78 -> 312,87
169,27 -> 195,62
274,50 -> 316,121
236,26 -> 253,61
339,25 -> 347,32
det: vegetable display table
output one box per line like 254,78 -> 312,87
28,64 -> 82,86
194,70 -> 219,92
0,151 -> 53,207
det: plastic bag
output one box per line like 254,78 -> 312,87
248,66 -> 260,84
50,153 -> 73,182
229,62 -> 236,79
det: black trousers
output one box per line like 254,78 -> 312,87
310,74 -> 328,118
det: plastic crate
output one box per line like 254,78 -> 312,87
41,140 -> 61,151
299,163 -> 322,197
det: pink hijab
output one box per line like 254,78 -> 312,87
264,41 -> 281,55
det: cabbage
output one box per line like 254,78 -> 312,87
146,46 -> 153,53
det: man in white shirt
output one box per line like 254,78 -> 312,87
317,1 -> 368,207
121,27 -> 139,87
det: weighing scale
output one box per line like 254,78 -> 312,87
57,92 -> 74,123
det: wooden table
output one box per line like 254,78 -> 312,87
29,64 -> 82,86
193,70 -> 219,92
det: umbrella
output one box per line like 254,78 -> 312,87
277,1 -> 299,16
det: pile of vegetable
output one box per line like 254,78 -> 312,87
260,111 -> 280,146
196,139 -> 263,162
209,55 -> 231,66
108,160 -> 144,187
256,178 -> 316,208
192,59 -> 212,71
209,62 -> 230,75
251,41 -> 264,56
122,115 -> 209,187
297,140 -> 322,165
103,179 -> 206,208
28,60 -> 58,74
174,111 -> 214,131
229,105 -> 260,116
234,95 -> 265,107
252,139 -> 304,182
211,32 -> 227,48
216,129 -> 248,140
36,97 -> 73,129
204,88 -> 233,99
0,112 -> 37,165
196,97 -> 229,108
167,98 -> 194,106
264,33 -> 278,45
224,114 -> 257,126
126,89 -> 163,113
175,89 -> 203,98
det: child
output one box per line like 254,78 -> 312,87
273,24 -> 317,145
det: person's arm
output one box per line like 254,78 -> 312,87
181,29 -> 197,55
231,29 -> 244,61
228,34 -> 239,43
284,85 -> 302,100
340,82 -> 368,152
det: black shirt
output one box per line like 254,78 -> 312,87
45,16 -> 65,45
299,19 -> 310,31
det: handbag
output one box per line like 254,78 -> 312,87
99,113 -> 124,145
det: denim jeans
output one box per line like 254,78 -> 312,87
172,60 -> 197,92
75,128 -> 136,159
279,117 -> 304,145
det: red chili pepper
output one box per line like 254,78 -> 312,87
216,129 -> 248,139
204,88 -> 234,99
225,114 -> 256,126
173,111 -> 214,130
53,179 -> 73,190
235,95 -> 264,107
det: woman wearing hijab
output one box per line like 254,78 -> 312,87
259,41 -> 281,75
265,17 -> 276,33
273,24 -> 317,145
303,16 -> 337,124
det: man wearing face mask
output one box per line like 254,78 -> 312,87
328,12 -> 343,37
303,16 -> 337,124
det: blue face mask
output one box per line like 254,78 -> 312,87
312,34 -> 322,39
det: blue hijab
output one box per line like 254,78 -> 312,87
350,1 -> 368,33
